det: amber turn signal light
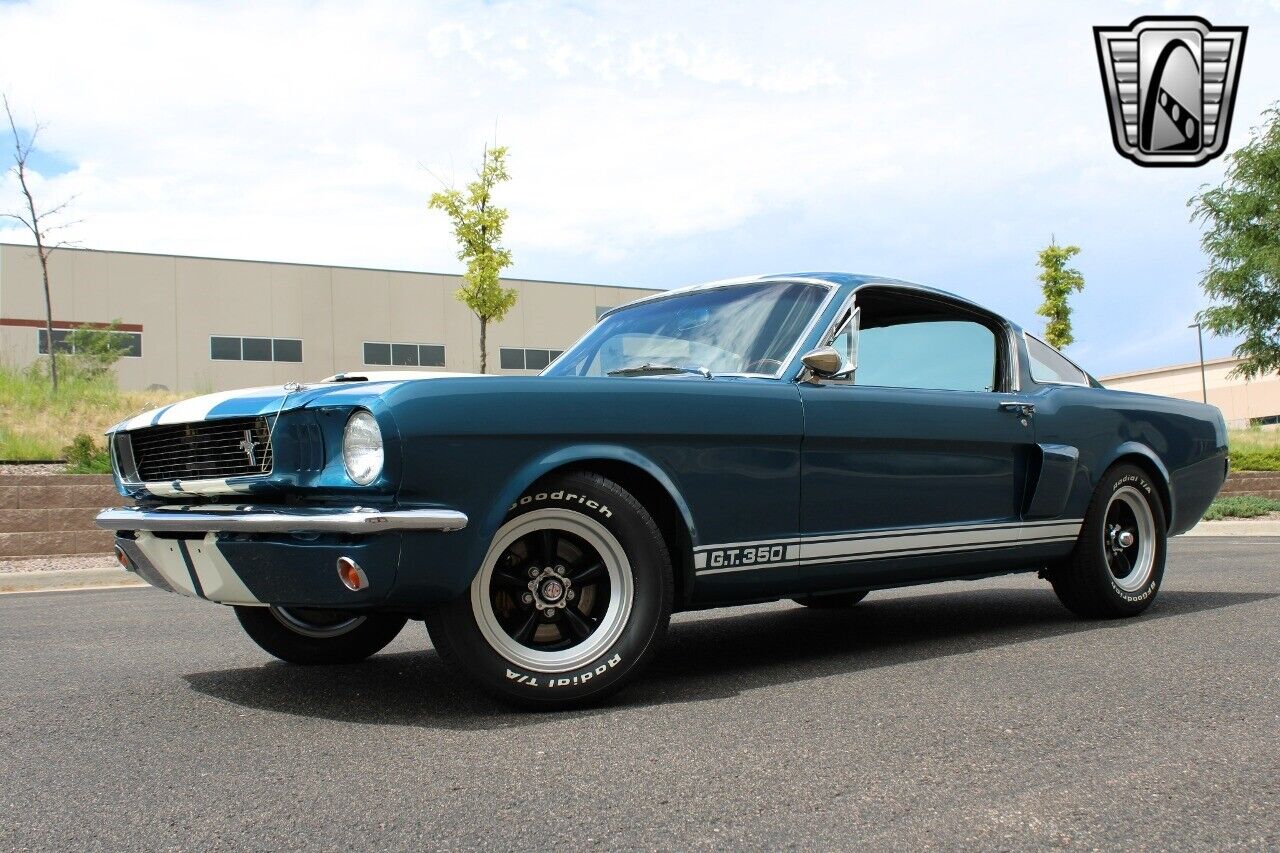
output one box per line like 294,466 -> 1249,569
336,556 -> 369,592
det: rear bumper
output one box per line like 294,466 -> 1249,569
96,505 -> 468,535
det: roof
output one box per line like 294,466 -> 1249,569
608,272 -> 1001,318
0,241 -> 658,293
1100,355 -> 1243,382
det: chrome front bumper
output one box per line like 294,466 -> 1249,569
95,505 -> 468,535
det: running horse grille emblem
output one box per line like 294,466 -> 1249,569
1094,16 -> 1247,167
238,430 -> 258,467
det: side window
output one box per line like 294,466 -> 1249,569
856,319 -> 997,392
1026,335 -> 1088,385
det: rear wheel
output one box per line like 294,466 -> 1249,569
234,605 -> 407,665
1050,464 -> 1167,618
791,590 -> 869,608
425,471 -> 672,709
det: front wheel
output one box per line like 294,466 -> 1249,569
234,605 -> 407,665
424,471 -> 672,709
1049,464 -> 1167,618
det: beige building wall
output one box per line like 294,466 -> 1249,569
1100,356 -> 1280,428
0,243 -> 658,391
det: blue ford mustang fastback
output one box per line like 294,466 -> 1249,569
97,274 -> 1228,708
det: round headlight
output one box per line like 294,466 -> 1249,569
342,410 -> 384,485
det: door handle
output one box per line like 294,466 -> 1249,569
999,401 -> 1036,417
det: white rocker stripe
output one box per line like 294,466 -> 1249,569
693,520 -> 1083,574
694,519 -> 1078,554
796,535 -> 1080,568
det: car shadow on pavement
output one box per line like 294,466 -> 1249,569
183,587 -> 1275,730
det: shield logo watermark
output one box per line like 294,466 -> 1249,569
1094,16 -> 1247,167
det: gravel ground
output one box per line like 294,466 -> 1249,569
1,537 -> 1277,850
0,463 -> 67,476
0,554 -> 118,574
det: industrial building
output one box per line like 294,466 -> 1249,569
0,243 -> 659,391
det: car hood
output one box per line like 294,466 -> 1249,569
108,372 -> 484,433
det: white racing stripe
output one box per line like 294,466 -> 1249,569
693,520 -> 1083,575
117,372 -> 482,432
142,478 -> 256,498
120,385 -> 287,431
131,531 -> 261,605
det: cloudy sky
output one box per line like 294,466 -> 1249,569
2,0 -> 1278,375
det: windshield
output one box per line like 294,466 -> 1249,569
544,281 -> 829,378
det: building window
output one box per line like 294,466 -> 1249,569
363,342 -> 446,367
39,328 -> 142,358
500,347 -> 525,370
500,347 -> 565,371
210,336 -> 303,362
272,338 -> 303,363
241,337 -> 272,361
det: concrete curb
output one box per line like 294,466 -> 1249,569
0,568 -> 146,594
1180,520 -> 1280,537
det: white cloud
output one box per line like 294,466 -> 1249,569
1,0 -> 1276,372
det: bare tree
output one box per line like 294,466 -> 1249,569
2,94 -> 79,391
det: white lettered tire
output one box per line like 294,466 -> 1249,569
1050,464 -> 1168,618
424,471 -> 673,709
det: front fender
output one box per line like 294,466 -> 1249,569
481,443 -> 699,561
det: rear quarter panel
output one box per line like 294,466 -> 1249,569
1030,384 -> 1228,534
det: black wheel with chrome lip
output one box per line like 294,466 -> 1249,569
425,471 -> 672,709
234,605 -> 407,665
1049,464 -> 1167,618
477,519 -> 633,671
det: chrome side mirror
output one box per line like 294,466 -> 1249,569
801,346 -> 844,377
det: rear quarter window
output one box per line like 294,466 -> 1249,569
1026,335 -> 1088,385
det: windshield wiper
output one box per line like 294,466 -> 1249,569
607,363 -> 713,379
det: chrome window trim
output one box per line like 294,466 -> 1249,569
548,277 -> 840,381
1023,332 -> 1091,387
797,283 -> 1023,393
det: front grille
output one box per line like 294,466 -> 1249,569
127,416 -> 274,483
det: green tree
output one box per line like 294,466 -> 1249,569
428,145 -> 516,374
1035,240 -> 1085,349
1189,104 -> 1280,380
65,321 -> 133,381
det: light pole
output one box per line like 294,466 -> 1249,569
1188,322 -> 1207,403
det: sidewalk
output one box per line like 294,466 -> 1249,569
1180,518 -> 1280,537
0,554 -> 144,593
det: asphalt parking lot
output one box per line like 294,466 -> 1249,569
1,537 -> 1277,850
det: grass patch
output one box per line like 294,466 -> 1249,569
62,434 -> 113,474
0,365 -> 180,464
1228,428 -> 1280,471
1202,495 -> 1280,521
